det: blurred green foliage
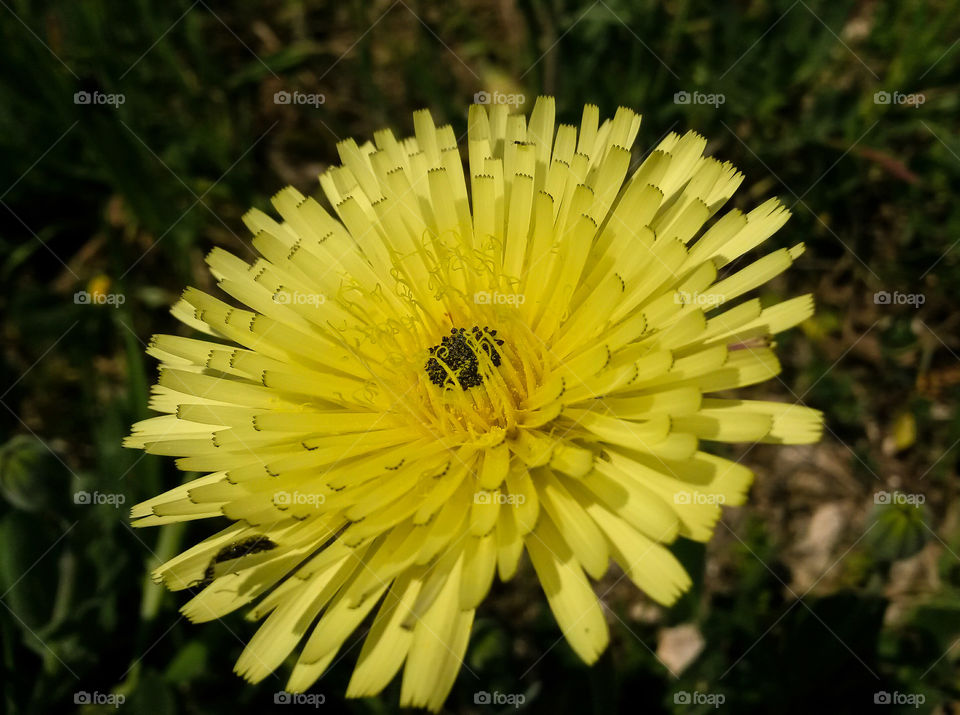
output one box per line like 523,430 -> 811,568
2,0 -> 960,712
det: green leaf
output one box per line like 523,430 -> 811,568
164,640 -> 208,684
866,501 -> 931,562
0,435 -> 70,513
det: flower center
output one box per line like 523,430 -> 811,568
424,326 -> 504,390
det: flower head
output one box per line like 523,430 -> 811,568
126,97 -> 821,711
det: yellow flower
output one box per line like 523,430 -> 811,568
125,97 -> 822,711
88,274 -> 111,303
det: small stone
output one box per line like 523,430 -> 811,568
657,623 -> 705,675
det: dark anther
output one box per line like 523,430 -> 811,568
425,325 -> 505,390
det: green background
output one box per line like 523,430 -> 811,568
2,1 -> 960,712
